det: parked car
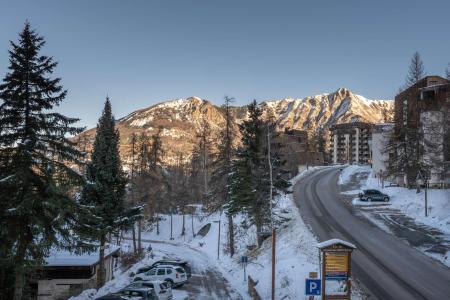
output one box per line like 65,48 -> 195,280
137,259 -> 192,278
358,189 -> 390,202
126,281 -> 172,300
95,294 -> 128,300
134,265 -> 188,287
118,287 -> 157,300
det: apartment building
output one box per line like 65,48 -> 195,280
330,122 -> 374,165
371,123 -> 394,178
394,75 -> 450,187
273,128 -> 324,176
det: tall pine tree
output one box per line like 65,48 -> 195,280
191,117 -> 213,208
405,51 -> 426,88
227,100 -> 290,247
211,96 -> 236,256
81,98 -> 130,288
0,22 -> 84,300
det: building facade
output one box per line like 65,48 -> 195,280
274,128 -> 324,176
371,123 -> 394,179
394,75 -> 450,187
330,122 -> 374,165
37,246 -> 120,300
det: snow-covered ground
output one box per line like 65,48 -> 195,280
73,166 -> 367,299
339,165 -> 450,236
137,168 -> 323,299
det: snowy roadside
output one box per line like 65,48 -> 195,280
135,166 -> 327,299
72,166 -> 363,300
338,165 -> 450,236
338,165 -> 450,267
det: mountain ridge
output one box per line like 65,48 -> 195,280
76,88 -> 393,165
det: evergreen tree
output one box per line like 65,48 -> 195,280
405,51 -> 426,88
128,133 -> 138,254
211,96 -> 236,256
81,98 -> 133,288
446,63 -> 450,80
0,22 -> 85,300
149,126 -> 164,169
129,130 -> 167,240
227,100 -> 290,247
191,117 -> 213,208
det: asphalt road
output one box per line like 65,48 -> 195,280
293,167 -> 450,300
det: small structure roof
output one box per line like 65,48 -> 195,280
317,238 -> 356,249
44,245 -> 120,267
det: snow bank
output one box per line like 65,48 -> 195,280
74,166 -> 364,300
338,165 -> 369,185
351,198 -> 390,206
339,165 -> 450,235
136,168 -> 325,299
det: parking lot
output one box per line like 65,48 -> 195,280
139,240 -> 244,300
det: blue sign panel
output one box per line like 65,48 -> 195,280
305,279 -> 321,296
325,272 -> 348,281
241,256 -> 248,263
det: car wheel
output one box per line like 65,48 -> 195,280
384,197 -> 389,202
366,197 -> 372,202
165,279 -> 174,288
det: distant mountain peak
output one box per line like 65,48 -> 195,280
78,88 -> 393,165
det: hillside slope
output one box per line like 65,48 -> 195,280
75,88 -> 393,165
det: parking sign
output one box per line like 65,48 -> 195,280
305,279 -> 321,296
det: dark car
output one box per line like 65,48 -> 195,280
137,259 -> 191,278
358,189 -> 390,202
118,287 -> 157,300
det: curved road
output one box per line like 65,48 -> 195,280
293,167 -> 450,300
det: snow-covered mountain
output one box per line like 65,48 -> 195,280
76,88 -> 393,165
261,87 -> 392,132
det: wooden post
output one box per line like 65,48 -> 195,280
347,252 -> 352,299
272,228 -> 276,300
321,251 -> 326,300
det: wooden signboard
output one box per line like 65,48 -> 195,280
318,239 -> 356,300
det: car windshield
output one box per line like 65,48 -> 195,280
175,267 -> 185,273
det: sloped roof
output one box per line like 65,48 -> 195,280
44,245 -> 120,267
317,238 -> 356,249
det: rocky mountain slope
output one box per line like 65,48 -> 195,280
75,88 -> 393,165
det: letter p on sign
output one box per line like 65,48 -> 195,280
305,279 -> 321,296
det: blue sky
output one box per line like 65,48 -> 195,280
0,0 -> 449,128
